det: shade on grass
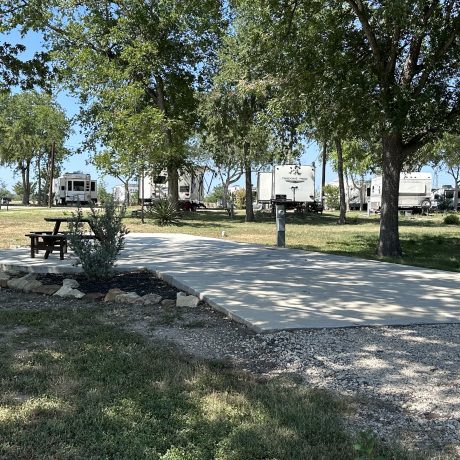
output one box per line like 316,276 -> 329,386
0,306 -> 412,460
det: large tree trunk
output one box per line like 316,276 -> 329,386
335,138 -> 346,224
321,142 -> 327,206
156,74 -> 179,208
378,133 -> 404,257
167,164 -> 179,206
244,145 -> 254,222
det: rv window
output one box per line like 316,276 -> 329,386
154,175 -> 167,184
90,181 -> 96,191
74,181 -> 85,191
180,186 -> 190,193
67,182 -> 72,191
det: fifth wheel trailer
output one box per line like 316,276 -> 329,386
257,164 -> 316,210
139,168 -> 205,209
53,173 -> 97,205
369,172 -> 432,212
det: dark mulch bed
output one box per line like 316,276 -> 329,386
37,270 -> 179,299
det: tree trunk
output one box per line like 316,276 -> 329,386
335,138 -> 346,224
21,160 -> 31,205
378,133 -> 404,257
124,180 -> 130,206
167,164 -> 179,206
321,142 -> 327,206
156,74 -> 179,208
244,145 -> 254,222
37,156 -> 42,205
360,175 -> 365,211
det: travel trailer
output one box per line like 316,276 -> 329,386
139,168 -> 205,209
431,186 -> 460,211
257,164 -> 316,210
113,183 -> 139,205
53,173 -> 97,205
369,172 -> 432,212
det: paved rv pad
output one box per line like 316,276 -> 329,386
1,233 -> 459,332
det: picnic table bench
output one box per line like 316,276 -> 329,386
26,216 -> 98,260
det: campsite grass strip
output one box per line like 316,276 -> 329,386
0,207 -> 458,272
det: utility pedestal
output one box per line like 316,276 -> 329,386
275,203 -> 286,247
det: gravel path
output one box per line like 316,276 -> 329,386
1,287 -> 459,456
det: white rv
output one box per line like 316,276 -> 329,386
53,173 -> 98,205
431,186 -> 460,211
113,183 -> 139,205
369,172 -> 432,212
139,168 -> 205,208
257,164 -> 316,209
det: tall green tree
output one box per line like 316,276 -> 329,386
244,0 -> 460,255
39,0 -> 224,207
0,91 -> 70,204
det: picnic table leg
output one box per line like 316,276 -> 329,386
45,221 -> 62,258
30,236 -> 36,258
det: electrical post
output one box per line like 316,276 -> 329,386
275,203 -> 286,247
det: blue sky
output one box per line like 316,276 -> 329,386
0,28 -> 454,194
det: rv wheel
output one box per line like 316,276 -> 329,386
421,199 -> 431,214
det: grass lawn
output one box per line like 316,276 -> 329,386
0,302 -> 411,459
1,206 -> 459,272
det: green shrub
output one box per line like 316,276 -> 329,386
147,199 -> 182,226
444,214 -> 460,225
323,184 -> 340,210
68,197 -> 129,280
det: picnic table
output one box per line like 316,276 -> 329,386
26,216 -> 97,260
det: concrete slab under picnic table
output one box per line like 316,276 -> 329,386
1,232 -> 459,332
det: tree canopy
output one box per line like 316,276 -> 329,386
0,91 -> 70,204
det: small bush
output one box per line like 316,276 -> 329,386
444,214 -> 460,225
68,197 -> 129,280
147,199 -> 182,226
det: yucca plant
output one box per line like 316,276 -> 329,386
147,199 -> 182,226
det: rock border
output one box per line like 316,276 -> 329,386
0,269 -> 200,308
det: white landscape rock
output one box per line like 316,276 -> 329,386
104,288 -> 124,302
115,292 -> 142,304
176,292 -> 199,308
0,272 -> 11,288
63,278 -> 80,289
22,280 -> 43,293
53,285 -> 85,299
7,273 -> 38,291
141,293 -> 163,305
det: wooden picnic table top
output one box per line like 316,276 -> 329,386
44,216 -> 92,223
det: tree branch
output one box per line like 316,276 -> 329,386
386,24 -> 400,76
401,1 -> 440,86
346,0 -> 385,77
414,18 -> 460,95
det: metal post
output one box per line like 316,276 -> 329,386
276,203 -> 286,247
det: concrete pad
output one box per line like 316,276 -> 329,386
1,233 -> 460,332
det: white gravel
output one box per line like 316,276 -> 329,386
227,324 -> 460,455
